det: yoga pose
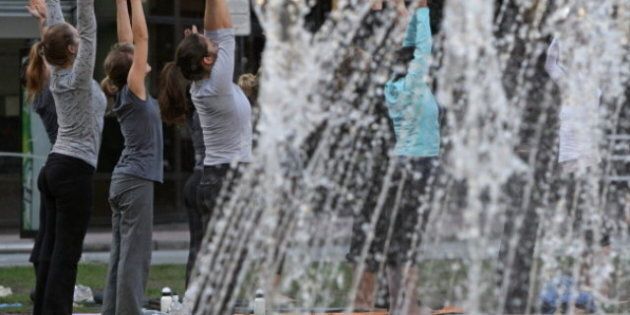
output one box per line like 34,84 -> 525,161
382,3 -> 440,314
182,72 -> 256,288
26,0 -> 106,313
100,0 -> 163,313
24,0 -> 59,278
349,1 -> 440,314
159,0 -> 252,279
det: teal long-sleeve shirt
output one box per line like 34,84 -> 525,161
384,7 -> 440,158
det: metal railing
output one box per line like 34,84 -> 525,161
607,134 -> 630,183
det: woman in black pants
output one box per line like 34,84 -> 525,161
25,0 -> 106,313
159,0 -> 252,306
24,0 -> 59,275
183,102 -> 206,287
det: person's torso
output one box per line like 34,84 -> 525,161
385,71 -> 440,157
50,68 -> 107,167
32,87 -> 59,144
190,80 -> 252,166
113,85 -> 164,183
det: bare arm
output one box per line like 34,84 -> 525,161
72,0 -> 97,87
127,0 -> 148,100
26,0 -> 48,39
204,0 -> 232,31
45,0 -> 64,26
116,0 -> 133,44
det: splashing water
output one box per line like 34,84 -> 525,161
184,0 -> 630,314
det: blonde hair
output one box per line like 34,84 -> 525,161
238,73 -> 259,104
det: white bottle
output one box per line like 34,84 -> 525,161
161,287 -> 173,313
253,289 -> 266,315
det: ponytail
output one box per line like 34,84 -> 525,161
26,42 -> 48,101
237,73 -> 259,105
159,62 -> 189,125
100,76 -> 119,97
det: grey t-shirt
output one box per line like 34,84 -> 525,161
113,85 -> 164,183
190,28 -> 252,166
32,87 -> 58,144
48,0 -> 106,167
186,108 -> 205,170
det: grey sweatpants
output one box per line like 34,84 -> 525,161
102,174 -> 154,315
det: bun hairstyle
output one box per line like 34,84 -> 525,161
159,34 -> 215,124
101,43 -> 135,97
25,23 -> 77,100
237,73 -> 259,105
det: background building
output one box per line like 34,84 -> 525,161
0,0 -> 269,233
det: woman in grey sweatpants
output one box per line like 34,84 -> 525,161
100,0 -> 163,314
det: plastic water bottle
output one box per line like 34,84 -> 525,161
161,287 -> 173,313
253,289 -> 266,315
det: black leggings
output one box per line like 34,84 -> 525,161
29,168 -> 47,268
195,164 -> 244,313
184,169 -> 203,287
32,153 -> 94,315
347,157 -> 438,272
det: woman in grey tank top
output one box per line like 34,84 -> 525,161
100,0 -> 163,314
24,0 -> 106,314
158,0 -> 253,303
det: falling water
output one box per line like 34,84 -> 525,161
184,0 -> 630,314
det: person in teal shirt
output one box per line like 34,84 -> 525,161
385,6 -> 440,158
381,4 -> 441,315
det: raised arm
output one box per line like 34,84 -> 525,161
405,5 -> 432,85
545,38 -> 566,82
403,6 -> 417,47
27,0 -> 48,39
411,6 -> 432,55
203,0 -> 236,94
45,0 -> 64,26
72,0 -> 97,87
127,0 -> 149,100
116,0 -> 133,44
204,0 -> 232,31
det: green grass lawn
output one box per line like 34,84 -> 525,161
0,263 -> 186,313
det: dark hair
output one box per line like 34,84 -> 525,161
159,34 -> 213,124
392,46 -> 415,81
101,43 -> 134,97
26,23 -> 77,99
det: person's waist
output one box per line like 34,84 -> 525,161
202,163 -> 232,178
47,152 -> 95,172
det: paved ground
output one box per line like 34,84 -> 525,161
2,220 -> 628,267
0,224 -> 190,267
